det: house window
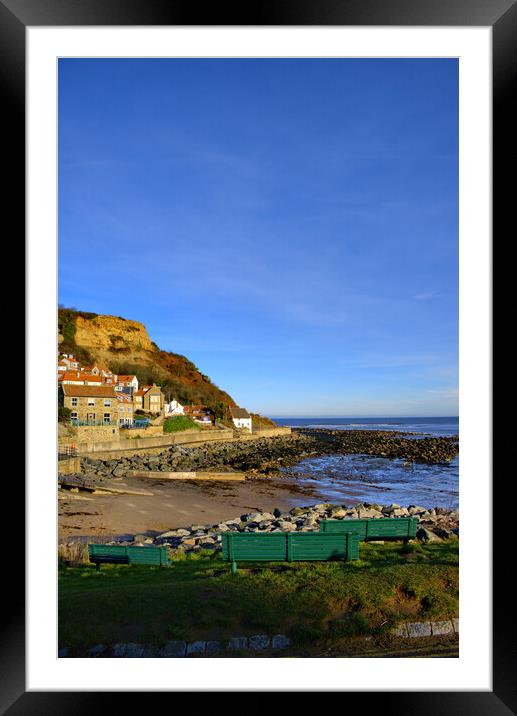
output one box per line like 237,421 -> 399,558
71,412 -> 78,420
88,398 -> 95,406
71,397 -> 78,406
103,413 -> 111,424
104,400 -> 111,407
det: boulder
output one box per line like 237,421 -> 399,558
227,636 -> 248,650
271,634 -> 292,649
417,527 -> 443,543
186,641 -> 206,656
159,640 -> 186,657
248,635 -> 270,650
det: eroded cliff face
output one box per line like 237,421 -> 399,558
74,315 -> 156,354
58,308 -> 237,414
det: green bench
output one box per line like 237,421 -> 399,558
319,517 -> 417,543
88,544 -> 170,570
221,531 -> 360,574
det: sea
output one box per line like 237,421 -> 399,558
272,417 -> 459,510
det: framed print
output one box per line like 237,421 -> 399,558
6,0 -> 507,711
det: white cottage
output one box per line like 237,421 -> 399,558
230,406 -> 252,433
165,399 -> 185,416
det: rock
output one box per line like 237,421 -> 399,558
275,521 -> 296,531
431,621 -> 454,636
186,641 -> 206,655
227,636 -> 248,650
433,526 -> 453,539
159,640 -> 187,657
247,512 -> 275,523
86,644 -> 106,658
125,642 -> 145,657
328,508 -> 347,518
407,622 -> 432,638
417,527 -> 443,543
112,643 -> 127,657
248,635 -> 270,650
452,618 -> 459,634
273,508 -> 282,518
271,634 -> 292,650
205,641 -> 221,655
358,509 -> 384,519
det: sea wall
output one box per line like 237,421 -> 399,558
59,426 -> 291,460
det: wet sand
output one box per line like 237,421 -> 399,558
58,474 -> 325,541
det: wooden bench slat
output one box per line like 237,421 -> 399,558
319,517 -> 417,541
88,544 -> 169,568
221,531 -> 360,572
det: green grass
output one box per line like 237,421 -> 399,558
163,415 -> 201,433
58,541 -> 458,653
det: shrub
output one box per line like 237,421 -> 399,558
58,406 -> 72,423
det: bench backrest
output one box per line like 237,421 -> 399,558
88,544 -> 169,566
222,531 -> 359,563
319,517 -> 417,541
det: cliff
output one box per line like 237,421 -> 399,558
58,308 -> 237,418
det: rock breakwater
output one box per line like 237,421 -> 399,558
70,502 -> 458,553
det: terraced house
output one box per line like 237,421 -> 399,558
117,392 -> 134,426
59,384 -> 119,425
133,384 -> 164,415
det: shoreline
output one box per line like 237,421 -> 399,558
58,428 -> 459,542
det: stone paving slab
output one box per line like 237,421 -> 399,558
64,620 -> 458,657
407,622 -> 432,638
159,640 -> 186,657
431,620 -> 454,636
249,635 -> 270,650
186,641 -> 206,655
227,636 -> 248,650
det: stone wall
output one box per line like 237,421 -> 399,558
75,425 -> 120,443
59,424 -> 119,449
61,425 -> 291,460
121,425 -> 163,438
72,428 -> 235,457
57,456 -> 81,474
250,427 -> 292,438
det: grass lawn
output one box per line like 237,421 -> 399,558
59,540 -> 458,654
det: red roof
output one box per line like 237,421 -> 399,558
61,371 -> 103,384
60,384 -> 117,398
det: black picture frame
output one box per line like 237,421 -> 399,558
8,0 -> 504,712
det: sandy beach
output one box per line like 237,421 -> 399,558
58,474 -> 325,541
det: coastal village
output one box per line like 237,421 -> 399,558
56,318 -> 459,661
57,352 -> 253,433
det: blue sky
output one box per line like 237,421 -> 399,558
58,58 -> 458,417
